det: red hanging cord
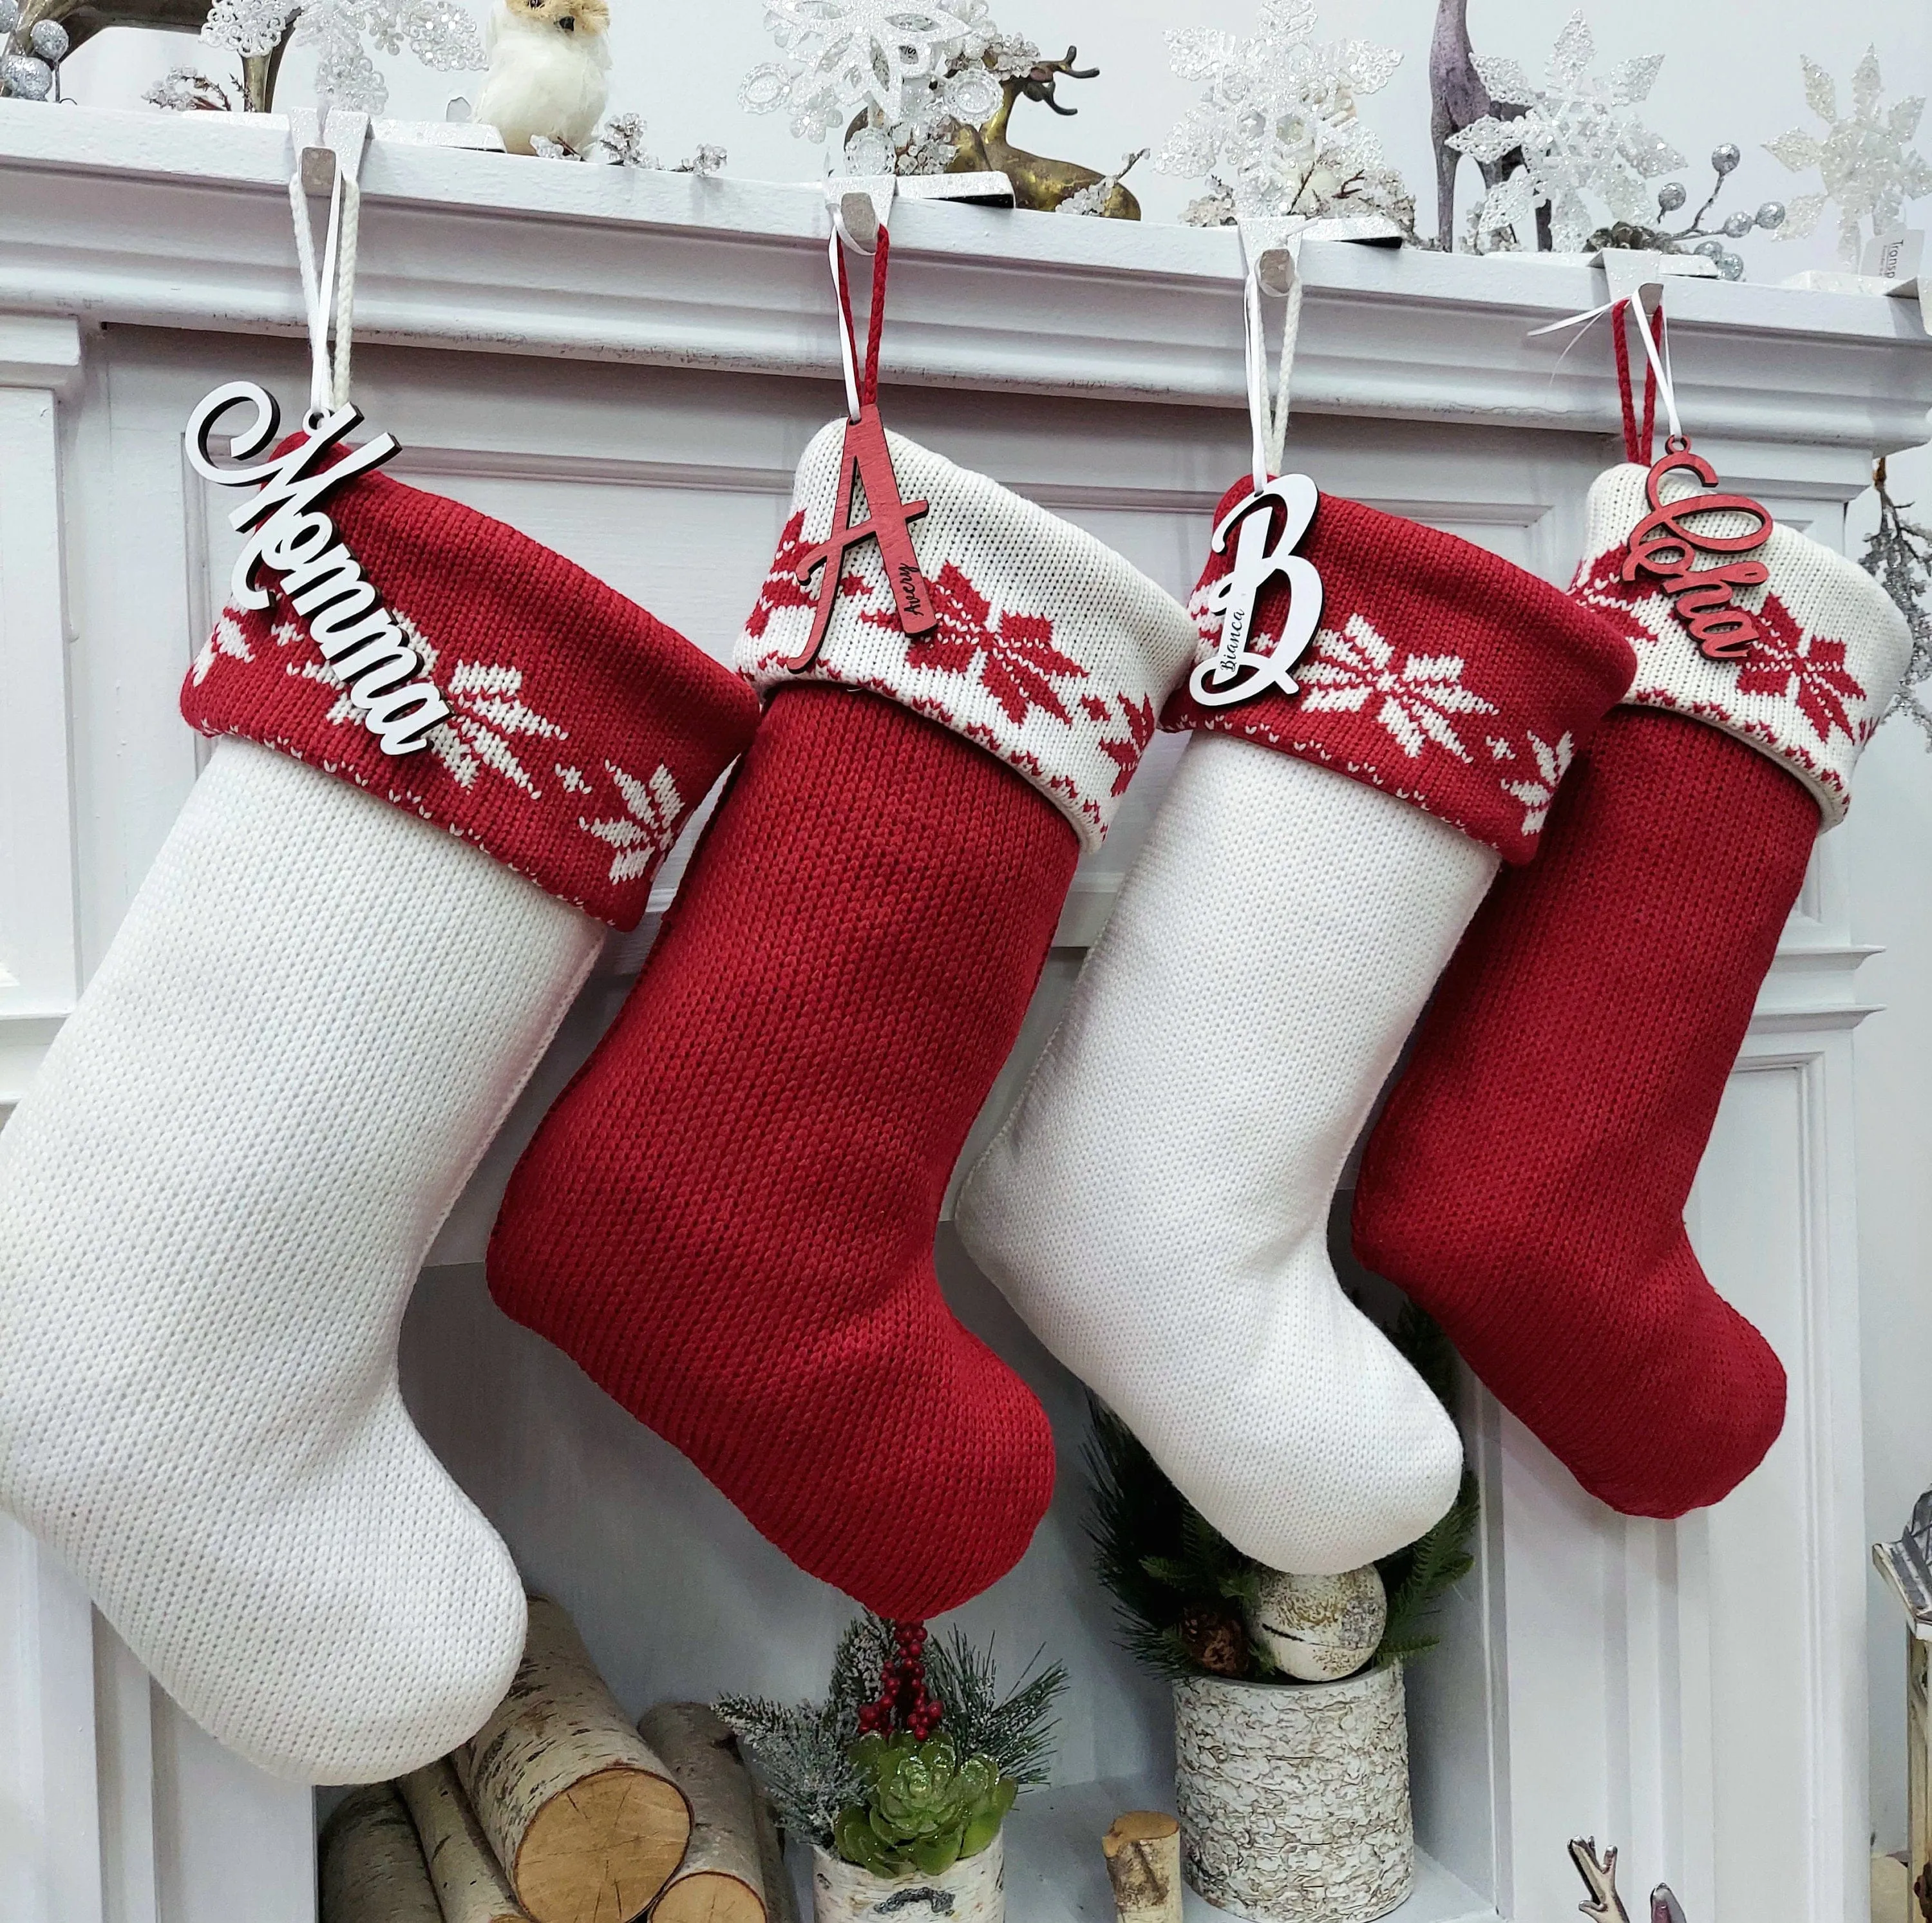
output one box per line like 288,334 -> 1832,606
1611,295 -> 1666,464
862,227 -> 890,405
833,224 -> 893,411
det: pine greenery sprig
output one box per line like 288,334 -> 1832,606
1862,458 -> 1932,748
716,1613 -> 1066,1848
923,1627 -> 1066,1789
716,1614 -> 887,1844
1374,1470 -> 1480,1667
1084,1303 -> 1481,1682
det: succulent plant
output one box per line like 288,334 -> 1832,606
833,1732 -> 1018,1878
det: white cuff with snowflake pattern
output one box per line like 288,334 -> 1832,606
1570,463 -> 1911,828
737,417 -> 1197,852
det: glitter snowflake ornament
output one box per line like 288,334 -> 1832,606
1450,10 -> 1683,252
202,0 -> 482,111
740,0 -> 975,142
1765,50 -> 1932,265
1157,0 -> 1409,225
741,0 -> 1050,178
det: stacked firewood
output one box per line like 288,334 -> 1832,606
322,1598 -> 793,1923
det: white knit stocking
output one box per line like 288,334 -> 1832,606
958,731 -> 1482,1573
0,740 -> 603,1781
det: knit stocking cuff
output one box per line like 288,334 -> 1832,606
181,461 -> 760,930
1568,462 -> 1911,828
1163,478 -> 1637,864
736,417 -> 1197,851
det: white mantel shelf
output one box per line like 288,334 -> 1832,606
4,100 -> 1932,456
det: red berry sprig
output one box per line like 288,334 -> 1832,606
856,1621 -> 943,1739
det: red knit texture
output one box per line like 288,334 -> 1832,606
1352,707 -> 1806,1514
488,683 -> 1070,1615
182,457 -> 758,929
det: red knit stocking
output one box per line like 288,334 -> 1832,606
1354,710 -> 1803,1512
1353,459 -> 1911,1514
489,686 -> 1072,1613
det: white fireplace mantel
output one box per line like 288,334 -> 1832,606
4,104 -> 1931,455
2,99 -> 1929,1923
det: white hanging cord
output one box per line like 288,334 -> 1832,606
1240,234 -> 1305,486
330,176 -> 361,412
289,158 -> 363,423
1624,294 -> 1683,446
828,224 -> 862,424
1528,289 -> 1684,446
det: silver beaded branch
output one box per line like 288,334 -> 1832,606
1588,143 -> 1787,279
0,0 -> 71,100
1863,458 -> 1932,748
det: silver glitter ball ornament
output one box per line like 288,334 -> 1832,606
1657,180 -> 1688,213
1692,236 -> 1726,260
1,50 -> 52,97
27,18 -> 68,61
1712,142 -> 1741,175
1757,200 -> 1786,230
1722,209 -> 1754,238
0,0 -> 18,34
1718,251 -> 1745,282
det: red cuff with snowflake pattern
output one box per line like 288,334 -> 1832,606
737,417 -> 1197,851
180,460 -> 759,929
1162,478 -> 1638,864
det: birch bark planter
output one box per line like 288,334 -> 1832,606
1172,1665 -> 1412,1923
809,1834 -> 1004,1923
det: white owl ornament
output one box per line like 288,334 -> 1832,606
473,0 -> 611,156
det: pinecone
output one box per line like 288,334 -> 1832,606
1179,1606 -> 1249,1678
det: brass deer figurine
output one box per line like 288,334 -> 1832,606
947,46 -> 1140,220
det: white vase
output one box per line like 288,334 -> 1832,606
810,1833 -> 1005,1923
1172,1664 -> 1413,1923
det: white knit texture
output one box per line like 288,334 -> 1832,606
0,740 -> 604,1782
956,733 -> 1478,1573
1574,462 -> 1912,826
740,417 -> 1197,849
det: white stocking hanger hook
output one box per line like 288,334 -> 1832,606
286,103 -> 371,428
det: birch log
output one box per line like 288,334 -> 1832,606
637,1703 -> 766,1923
1103,1812 -> 1182,1923
321,1783 -> 444,1923
752,1797 -> 799,1923
399,1757 -> 531,1923
456,1598 -> 692,1923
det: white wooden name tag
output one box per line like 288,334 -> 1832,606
1189,473 -> 1324,709
185,381 -> 451,757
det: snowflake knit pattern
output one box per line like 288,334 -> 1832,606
739,417 -> 1197,849
182,457 -> 759,927
1164,478 -> 1638,862
1569,462 -> 1912,826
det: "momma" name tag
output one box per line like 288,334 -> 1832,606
186,381 -> 451,757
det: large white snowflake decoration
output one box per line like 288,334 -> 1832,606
741,0 -> 1043,176
1157,0 -> 1408,226
741,0 -> 969,143
202,0 -> 482,111
1765,50 -> 1932,265
1448,11 -> 1683,253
